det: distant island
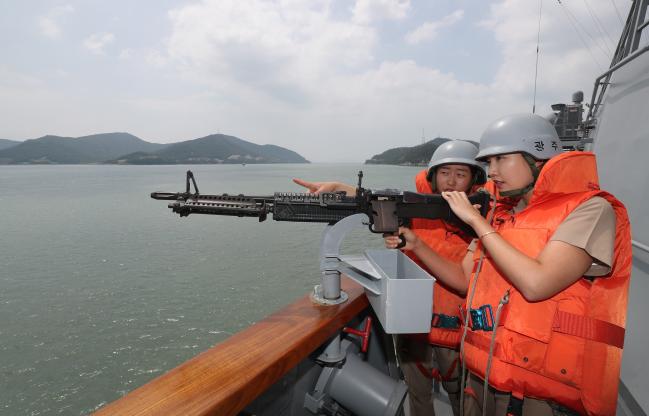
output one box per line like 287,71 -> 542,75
0,133 -> 309,165
1,132 -> 478,166
365,137 -> 478,166
0,139 -> 21,151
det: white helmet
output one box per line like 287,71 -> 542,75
427,140 -> 487,189
475,113 -> 562,161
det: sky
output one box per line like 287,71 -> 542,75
0,0 -> 631,162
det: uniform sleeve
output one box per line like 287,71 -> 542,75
550,196 -> 616,277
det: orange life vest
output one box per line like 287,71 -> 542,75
463,152 -> 631,415
406,169 -> 471,349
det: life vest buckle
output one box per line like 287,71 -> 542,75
469,305 -> 494,331
431,313 -> 461,329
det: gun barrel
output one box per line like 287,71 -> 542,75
151,192 -> 187,200
168,194 -> 271,218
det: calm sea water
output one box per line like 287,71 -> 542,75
0,163 -> 421,415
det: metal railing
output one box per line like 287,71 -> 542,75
632,239 -> 649,254
585,0 -> 649,128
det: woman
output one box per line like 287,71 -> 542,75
295,140 -> 486,416
397,140 -> 486,416
385,114 -> 631,415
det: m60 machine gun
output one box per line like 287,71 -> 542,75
150,170 -> 490,416
151,170 -> 489,238
151,169 -> 489,330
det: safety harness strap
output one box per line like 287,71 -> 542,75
415,356 -> 460,382
507,396 -> 524,416
465,311 -> 625,354
552,310 -> 625,349
431,313 -> 461,329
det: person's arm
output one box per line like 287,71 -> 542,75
292,178 -> 356,196
385,228 -> 471,294
441,191 -> 592,302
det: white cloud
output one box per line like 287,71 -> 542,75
483,0 -> 622,99
53,5 -> 75,15
0,66 -> 45,89
145,50 -> 168,67
83,32 -> 116,55
119,49 -> 132,60
37,17 -> 61,38
167,0 -> 376,99
150,0 -> 629,161
6,0 -> 631,162
37,4 -> 74,39
405,10 -> 464,45
351,0 -> 410,24
161,0 -> 520,159
0,67 -> 69,139
158,0 -> 503,159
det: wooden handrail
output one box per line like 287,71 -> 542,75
94,278 -> 369,416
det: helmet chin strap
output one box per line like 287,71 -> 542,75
428,168 -> 438,192
469,166 -> 480,190
498,154 -> 541,198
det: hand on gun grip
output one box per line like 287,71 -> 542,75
383,232 -> 406,250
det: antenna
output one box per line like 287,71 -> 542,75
556,0 -> 605,70
532,0 -> 543,114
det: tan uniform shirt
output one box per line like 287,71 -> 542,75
468,196 -> 616,276
549,196 -> 615,276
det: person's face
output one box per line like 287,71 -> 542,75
485,153 -> 536,192
434,164 -> 473,193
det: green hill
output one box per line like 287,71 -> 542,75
0,139 -> 20,151
112,134 -> 309,164
0,133 -> 167,164
73,133 -> 168,161
0,132 -> 308,165
365,138 -> 449,165
0,135 -> 86,164
365,138 -> 479,166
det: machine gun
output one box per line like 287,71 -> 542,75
151,170 -> 490,238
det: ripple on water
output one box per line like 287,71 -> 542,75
132,368 -> 162,376
79,370 -> 103,379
